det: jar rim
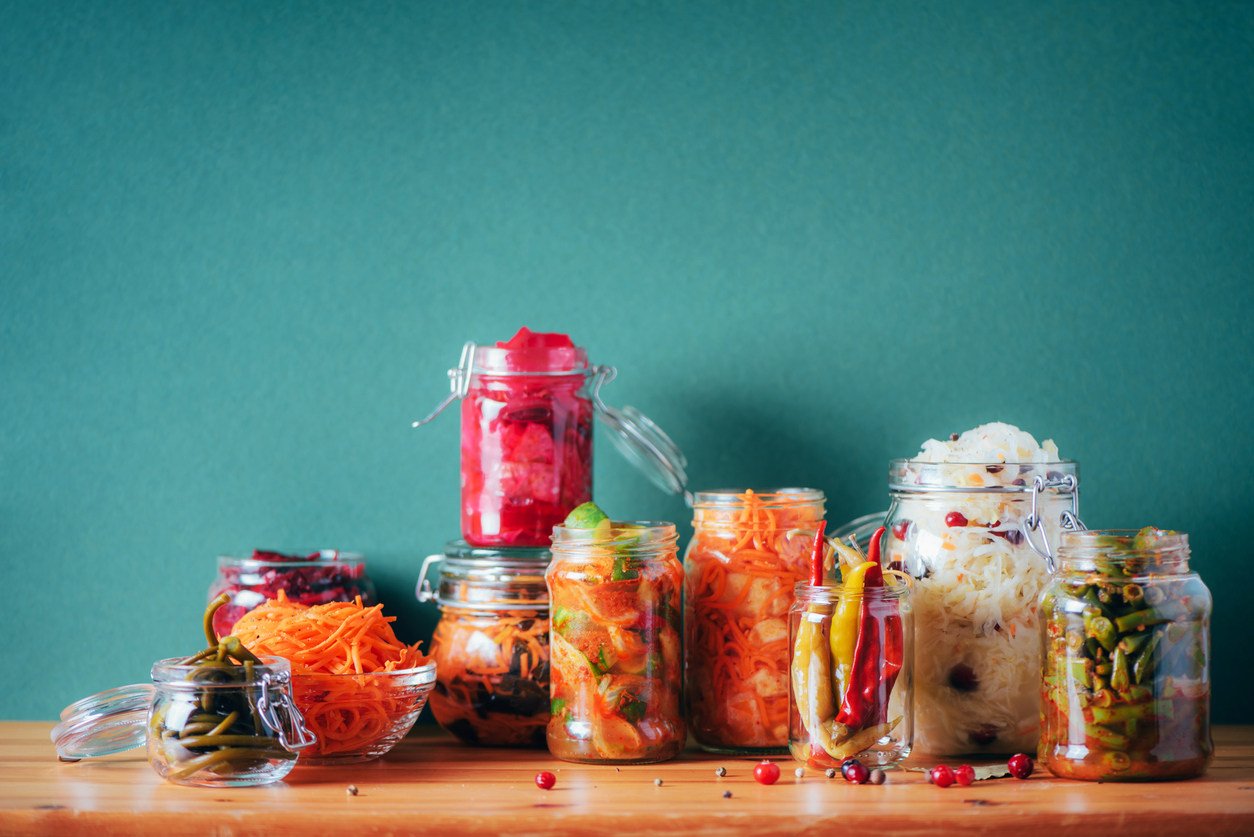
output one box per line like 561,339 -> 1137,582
550,521 -> 678,550
889,459 -> 1078,492
1058,528 -> 1189,558
150,655 -> 291,684
217,549 -> 365,568
793,581 -> 910,601
691,487 -> 824,508
470,344 -> 591,375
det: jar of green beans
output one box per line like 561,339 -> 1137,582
1038,528 -> 1212,781
147,655 -> 314,787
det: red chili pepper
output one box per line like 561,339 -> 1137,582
836,527 -> 907,729
808,520 -> 828,588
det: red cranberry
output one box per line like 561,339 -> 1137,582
892,520 -> 911,540
947,663 -> 979,692
954,765 -> 975,786
535,771 -> 556,790
945,512 -> 968,527
844,761 -> 871,785
1008,754 -> 1034,779
930,765 -> 955,788
753,760 -> 780,785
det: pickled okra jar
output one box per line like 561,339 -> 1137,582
417,540 -> 552,747
546,521 -> 685,764
1038,529 -> 1212,781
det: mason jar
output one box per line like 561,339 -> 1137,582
788,579 -> 913,769
683,488 -> 826,754
1039,528 -> 1212,781
881,460 -> 1079,755
546,521 -> 685,764
207,550 -> 376,639
417,540 -> 552,747
413,331 -> 692,549
52,656 -> 314,787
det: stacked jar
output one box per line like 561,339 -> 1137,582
418,541 -> 552,747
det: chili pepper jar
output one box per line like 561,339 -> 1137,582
413,329 -> 690,548
683,488 -> 825,754
51,657 -> 315,787
207,550 -> 377,639
546,520 -> 685,764
417,540 -> 552,747
869,460 -> 1080,755
1039,528 -> 1212,781
788,579 -> 913,769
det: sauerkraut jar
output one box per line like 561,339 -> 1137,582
1039,529 -> 1212,781
413,329 -> 690,548
416,540 -> 551,747
684,489 -> 825,754
882,424 -> 1079,756
546,521 -> 685,764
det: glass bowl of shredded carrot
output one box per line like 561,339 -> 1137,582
230,592 -> 435,764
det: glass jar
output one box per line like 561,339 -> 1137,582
684,489 -> 825,754
1039,529 -> 1212,781
413,330 -> 691,548
52,656 -> 314,787
788,580 -> 913,769
546,521 -> 685,764
417,539 -> 552,747
882,460 -> 1079,755
207,550 -> 376,639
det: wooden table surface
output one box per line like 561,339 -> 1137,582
3,722 -> 1252,836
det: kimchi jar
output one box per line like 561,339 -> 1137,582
684,489 -> 825,754
546,521 -> 685,764
459,330 -> 594,547
417,540 -> 551,747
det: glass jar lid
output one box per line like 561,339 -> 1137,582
51,684 -> 154,760
416,539 -> 551,610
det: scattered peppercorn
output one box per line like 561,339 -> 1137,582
794,768 -> 805,778
869,770 -> 886,785
723,790 -> 732,798
346,784 -> 358,796
825,768 -> 837,779
1008,753 -> 1034,780
654,778 -> 663,786
715,767 -> 726,777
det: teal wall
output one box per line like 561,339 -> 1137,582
3,1 -> 1251,725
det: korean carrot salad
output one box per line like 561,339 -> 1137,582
684,489 -> 825,752
546,504 -> 685,764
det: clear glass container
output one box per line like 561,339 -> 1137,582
53,656 -> 315,787
207,550 -> 376,639
546,521 -> 685,764
883,460 -> 1079,755
1039,529 -> 1212,781
684,489 -> 825,754
417,539 -> 552,747
788,580 -> 913,769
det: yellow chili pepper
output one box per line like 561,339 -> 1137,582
830,561 -> 875,703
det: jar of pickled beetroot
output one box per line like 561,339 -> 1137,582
1039,528 -> 1212,781
207,550 -> 377,639
684,489 -> 825,754
546,521 -> 685,764
414,328 -> 691,548
417,540 -> 552,747
789,576 -> 913,770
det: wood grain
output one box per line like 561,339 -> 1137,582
2,722 -> 1252,836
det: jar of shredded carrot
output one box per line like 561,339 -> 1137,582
684,488 -> 826,753
417,540 -> 552,747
